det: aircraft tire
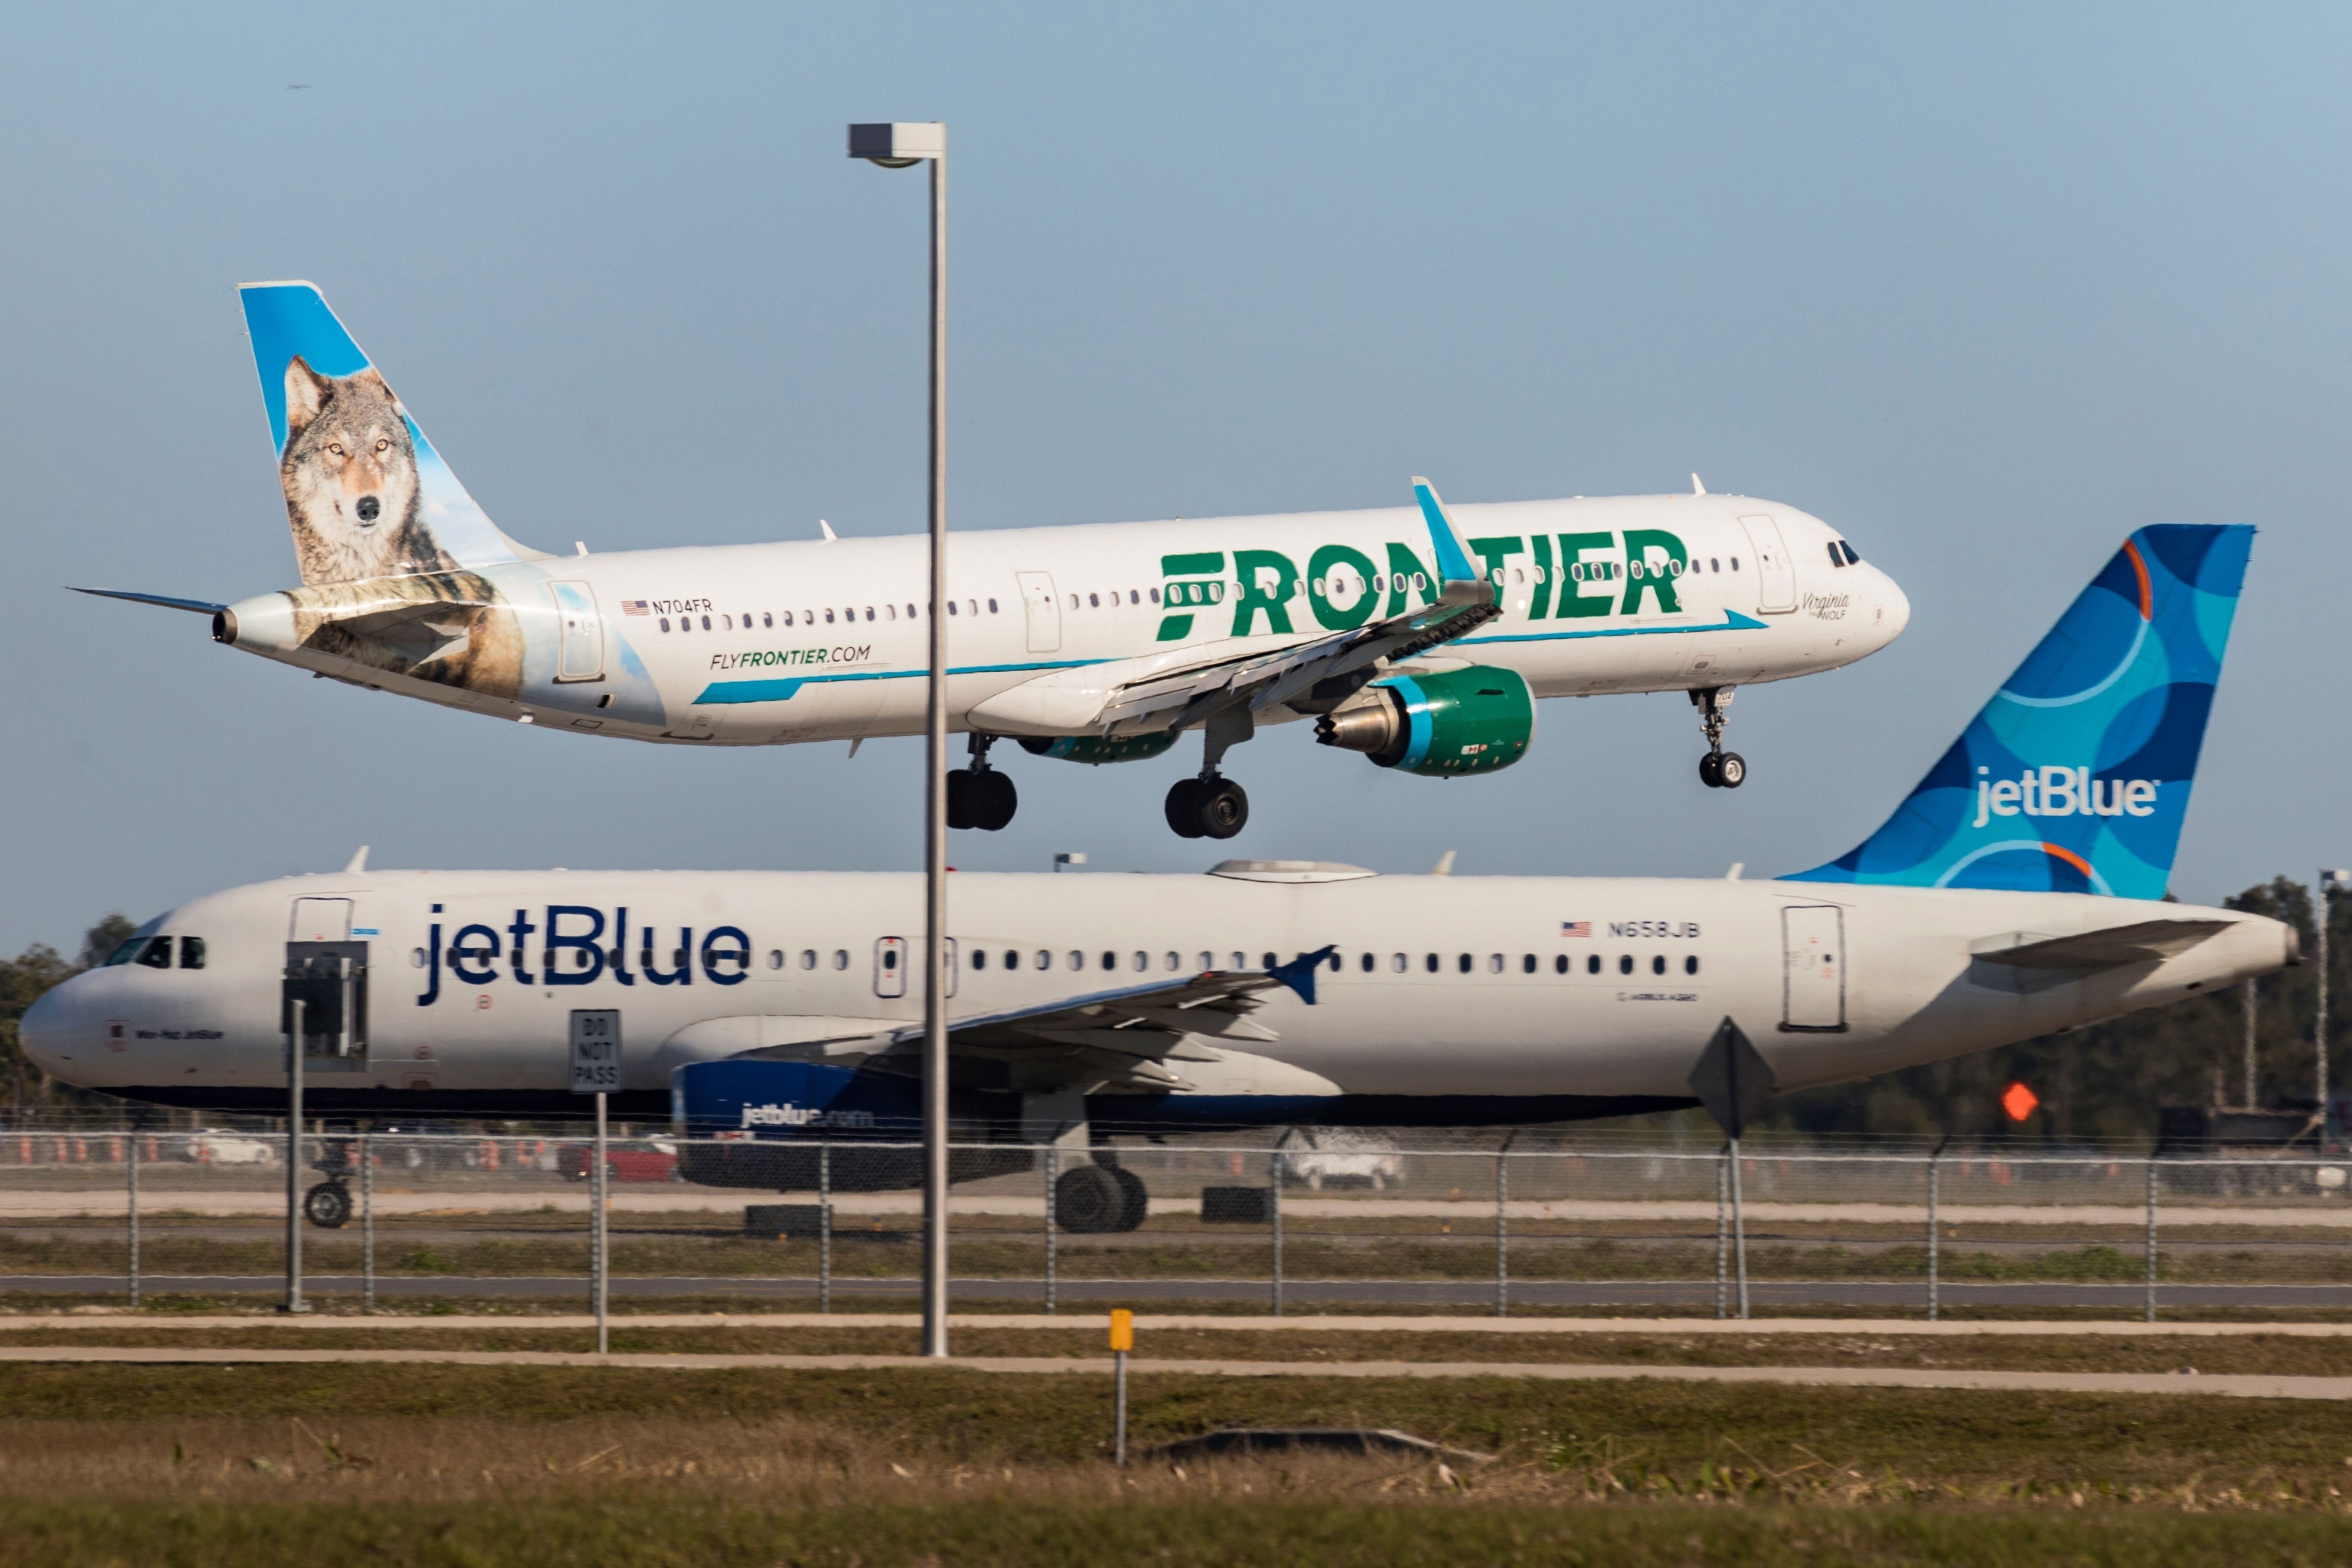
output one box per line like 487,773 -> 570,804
1717,752 -> 1747,788
1109,1166 -> 1149,1232
302,1181 -> 352,1230
1054,1165 -> 1126,1233
1164,777 -> 1206,838
1698,753 -> 1722,788
945,769 -> 978,830
1197,777 -> 1249,840
972,770 -> 1018,832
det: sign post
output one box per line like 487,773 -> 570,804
1688,1019 -> 1776,1320
569,1010 -> 621,1355
1108,1308 -> 1134,1465
281,996 -> 307,1315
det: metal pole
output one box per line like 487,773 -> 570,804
1043,1141 -> 1058,1315
282,997 -> 307,1314
1494,1142 -> 1510,1318
126,1130 -> 139,1309
919,139 -> 951,1364
360,1132 -> 374,1315
818,1140 -> 832,1315
594,1091 -> 609,1354
2319,872 -> 2334,1125
1714,1146 -> 1729,1320
1926,1146 -> 1941,1322
1269,1153 -> 1283,1317
1114,1348 -> 1129,1466
1731,1136 -> 1749,1319
2144,1155 -> 2159,1324
2243,979 -> 2260,1109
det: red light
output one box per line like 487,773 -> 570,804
2001,1081 -> 2040,1122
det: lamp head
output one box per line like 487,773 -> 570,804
849,123 -> 945,165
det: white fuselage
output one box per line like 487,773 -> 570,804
24,865 -> 2287,1122
220,494 -> 1906,746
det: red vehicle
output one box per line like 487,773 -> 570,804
559,1137 -> 680,1183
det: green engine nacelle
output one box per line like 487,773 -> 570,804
1313,666 -> 1534,777
1016,732 -> 1181,765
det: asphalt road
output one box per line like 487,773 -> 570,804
11,1275 -> 2352,1308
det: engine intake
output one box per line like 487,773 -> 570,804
1314,667 -> 1534,777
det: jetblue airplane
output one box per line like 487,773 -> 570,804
76,283 -> 1907,838
26,526 -> 2278,1228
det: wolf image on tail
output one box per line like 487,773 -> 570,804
279,356 -> 457,585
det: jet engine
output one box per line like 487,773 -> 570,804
1314,667 -> 1534,777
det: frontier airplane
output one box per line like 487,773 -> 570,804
27,526 -> 2278,1230
76,283 -> 1907,839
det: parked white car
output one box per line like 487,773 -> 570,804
1274,1128 -> 1405,1191
182,1129 -> 278,1166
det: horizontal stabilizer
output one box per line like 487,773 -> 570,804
71,588 -> 227,615
1970,918 -> 2232,971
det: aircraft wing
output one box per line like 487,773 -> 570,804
737,948 -> 1334,1094
969,478 -> 1499,740
1970,919 -> 2234,971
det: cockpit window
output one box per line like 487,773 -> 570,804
1842,540 -> 1862,564
179,936 -> 206,970
102,938 -> 146,967
134,938 -> 173,970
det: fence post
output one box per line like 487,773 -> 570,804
126,1133 -> 139,1309
1731,1136 -> 1750,1320
1494,1137 -> 1513,1318
1043,1141 -> 1057,1316
1270,1151 -> 1284,1318
2144,1156 -> 2159,1324
1714,1146 -> 1729,1320
360,1133 -> 374,1315
1925,1148 -> 1939,1322
818,1140 -> 832,1315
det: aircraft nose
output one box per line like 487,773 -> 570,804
1872,567 -> 1911,644
19,979 -> 83,1074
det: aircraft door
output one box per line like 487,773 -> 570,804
290,898 -> 353,942
549,581 -> 605,682
1016,572 -> 1061,653
874,936 -> 957,999
1780,904 -> 1846,1032
282,940 -> 369,1072
1738,515 -> 1799,613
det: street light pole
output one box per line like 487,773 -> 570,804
2321,870 -> 2348,1140
851,121 -> 951,1359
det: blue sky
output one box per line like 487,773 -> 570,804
3,2 -> 2348,950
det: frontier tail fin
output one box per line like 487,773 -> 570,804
1785,525 -> 2253,899
238,282 -> 546,585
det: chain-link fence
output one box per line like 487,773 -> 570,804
4,1131 -> 2352,1317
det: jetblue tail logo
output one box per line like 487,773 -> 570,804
1786,526 -> 2252,899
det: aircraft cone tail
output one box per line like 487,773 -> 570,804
237,282 -> 543,584
1785,524 -> 2253,900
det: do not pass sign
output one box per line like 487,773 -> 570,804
570,1010 -> 622,1094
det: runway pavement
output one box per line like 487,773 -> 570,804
0,1343 -> 2341,1398
12,1273 -> 2352,1309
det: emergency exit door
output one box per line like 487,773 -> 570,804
549,581 -> 605,682
1738,515 -> 1799,613
874,937 -> 956,999
1780,904 -> 1846,1032
1016,572 -> 1061,653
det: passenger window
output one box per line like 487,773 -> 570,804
1457,954 -> 1471,974
1391,953 -> 1407,973
722,614 -> 733,630
907,603 -> 917,618
831,950 -> 848,970
1165,952 -> 1180,971
701,615 -> 712,631
972,949 -> 987,970
1131,952 -> 1146,972
864,607 -> 875,622
136,939 -> 172,970
1710,558 -> 1720,573
180,937 -> 206,970
1521,954 -> 1535,974
1196,951 -> 1213,971
658,617 -> 671,633
1150,588 -> 1161,604
885,605 -> 897,620
1129,590 -> 1141,604
1424,954 -> 1439,973
1685,955 -> 1700,975
947,600 -> 957,615
799,950 -> 816,969
783,611 -> 795,626
1068,951 -> 1084,971
989,599 -> 1000,613
1231,953 -> 1247,971
1618,954 -> 1634,975
825,609 -> 836,624
766,950 -> 784,970
1262,953 -> 1278,969
1554,954 -> 1568,974
1360,952 -> 1374,973
1731,557 -> 1741,570
763,612 -> 773,629
1587,954 -> 1601,974
1652,954 -> 1666,975
1069,594 -> 1080,610
1101,951 -> 1116,971
1487,954 -> 1504,974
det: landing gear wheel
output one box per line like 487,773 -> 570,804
1054,1165 -> 1126,1234
1164,777 -> 1206,839
1108,1166 -> 1149,1233
302,1181 -> 352,1230
946,768 -> 978,830
1196,777 -> 1249,839
1698,753 -> 1723,788
1715,752 -> 1746,788
972,768 -> 1017,831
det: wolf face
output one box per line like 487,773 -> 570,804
280,357 -> 455,584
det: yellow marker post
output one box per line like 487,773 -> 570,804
1108,1309 -> 1134,1465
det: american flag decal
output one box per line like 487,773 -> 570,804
621,600 -> 651,616
1560,921 -> 1591,938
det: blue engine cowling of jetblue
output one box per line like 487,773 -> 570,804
670,1060 -> 1044,1193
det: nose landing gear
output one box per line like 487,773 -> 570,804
1692,686 -> 1746,789
946,735 -> 1019,831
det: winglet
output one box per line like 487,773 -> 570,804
1410,477 -> 1482,584
1267,945 -> 1338,1005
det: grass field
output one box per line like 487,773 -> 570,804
0,1362 -> 2349,1562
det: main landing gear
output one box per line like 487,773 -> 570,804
1054,1155 -> 1149,1234
946,734 -> 1018,831
1692,686 -> 1747,789
1163,708 -> 1252,839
